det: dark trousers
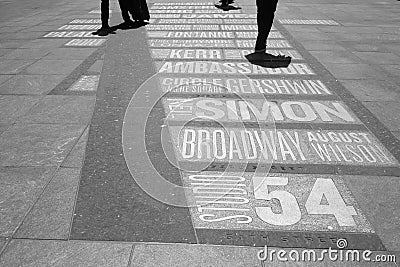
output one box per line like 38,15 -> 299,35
255,0 -> 279,52
118,0 -> 131,22
100,0 -> 109,27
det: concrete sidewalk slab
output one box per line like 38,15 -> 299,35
0,59 -> 36,74
61,126 -> 89,168
339,79 -> 400,102
0,96 -> 42,124
344,175 -> 400,251
0,240 -> 133,267
23,59 -> 83,75
363,102 -> 400,132
18,95 -> 95,124
1,48 -> 51,60
0,167 -> 57,237
0,74 -> 66,95
130,244 -> 261,267
0,123 -> 85,166
14,167 -> 81,239
43,48 -> 97,60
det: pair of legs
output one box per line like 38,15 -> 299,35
100,0 -> 148,29
255,0 -> 279,52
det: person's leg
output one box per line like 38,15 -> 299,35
255,0 -> 278,52
118,0 -> 133,23
100,0 -> 110,28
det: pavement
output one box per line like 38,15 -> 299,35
0,0 -> 400,266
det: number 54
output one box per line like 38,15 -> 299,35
252,177 -> 357,226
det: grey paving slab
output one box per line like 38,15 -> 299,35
43,48 -> 96,60
62,127 -> 89,168
0,240 -> 133,267
340,79 -> 400,102
353,52 -> 400,65
0,124 -> 11,136
288,31 -> 334,41
0,74 -> 13,86
0,49 -> 11,57
0,60 -> 36,74
321,63 -> 390,80
0,167 -> 56,236
384,44 -> 400,56
87,60 -> 104,73
1,48 -> 51,60
130,244 -> 260,267
19,39 -> 67,49
380,65 -> 400,79
0,237 -> 6,252
0,123 -> 85,166
18,95 -> 95,124
344,175 -> 400,252
19,25 -> 58,32
0,74 -> 66,95
0,40 -> 25,49
363,101 -> 400,132
14,167 -> 80,239
309,50 -> 361,64
300,40 -> 346,51
0,96 -> 42,124
392,131 -> 400,141
23,59 -> 83,75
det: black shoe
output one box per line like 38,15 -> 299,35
247,52 -> 291,62
93,26 -> 113,36
119,20 -> 136,29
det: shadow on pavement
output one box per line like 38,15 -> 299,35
215,0 -> 241,11
91,21 -> 148,36
245,53 -> 292,68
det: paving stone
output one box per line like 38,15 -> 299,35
340,79 -> 400,102
0,123 -> 85,166
380,65 -> 400,78
322,63 -> 390,80
0,74 -> 13,86
62,127 -> 89,168
1,48 -> 51,60
0,49 -> 11,57
0,74 -> 66,95
0,237 -> 6,251
43,48 -> 96,60
283,31 -> 334,41
0,40 -> 25,49
14,168 -> 81,239
0,96 -> 42,124
310,50 -> 361,64
353,52 -> 400,65
19,95 -> 95,124
344,175 -> 400,251
0,167 -> 56,236
0,60 -> 35,74
301,40 -> 346,51
19,39 -> 67,49
87,60 -> 104,73
23,59 -> 83,75
130,244 -> 261,267
392,131 -> 400,141
0,124 -> 11,136
384,44 -> 400,56
0,240 -> 133,267
363,101 -> 400,132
